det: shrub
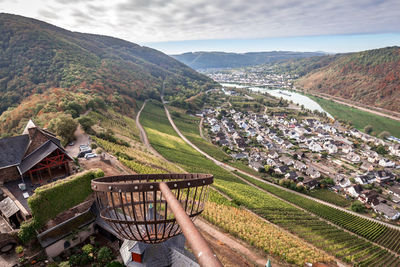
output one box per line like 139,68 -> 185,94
59,261 -> 70,267
78,117 -> 95,134
106,261 -> 124,267
15,245 -> 24,254
364,125 -> 373,134
97,247 -> 114,264
82,244 -> 94,255
46,263 -> 59,267
351,201 -> 365,213
69,253 -> 91,266
18,219 -> 39,244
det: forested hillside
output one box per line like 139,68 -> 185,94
172,51 -> 325,70
293,47 -> 400,112
0,13 -> 215,136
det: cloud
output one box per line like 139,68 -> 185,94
1,0 -> 400,44
37,9 -> 59,20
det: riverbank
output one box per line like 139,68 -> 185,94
309,95 -> 400,138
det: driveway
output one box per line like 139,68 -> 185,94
66,125 -> 90,158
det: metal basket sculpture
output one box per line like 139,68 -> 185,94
91,173 -> 213,244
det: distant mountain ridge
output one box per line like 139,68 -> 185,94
171,51 -> 326,70
293,46 -> 400,112
0,13 -> 214,115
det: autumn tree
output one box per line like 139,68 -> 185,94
48,114 -> 78,145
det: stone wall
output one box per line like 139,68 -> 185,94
26,128 -> 49,155
0,166 -> 20,184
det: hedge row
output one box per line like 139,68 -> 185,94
28,169 -> 104,225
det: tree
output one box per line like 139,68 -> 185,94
364,125 -> 373,134
351,202 -> 365,213
48,114 -> 78,145
78,117 -> 95,134
379,131 -> 391,139
376,145 -> 387,155
97,246 -> 114,264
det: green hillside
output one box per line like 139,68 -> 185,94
0,13 -> 215,136
172,51 -> 325,70
294,46 -> 400,112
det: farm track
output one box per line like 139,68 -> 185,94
136,100 -> 186,173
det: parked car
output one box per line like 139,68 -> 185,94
78,148 -> 92,158
68,141 -> 75,146
85,153 -> 97,160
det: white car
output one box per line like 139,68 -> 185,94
85,153 -> 97,160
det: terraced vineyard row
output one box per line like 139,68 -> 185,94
140,101 -> 400,266
235,171 -> 400,254
168,108 -> 400,256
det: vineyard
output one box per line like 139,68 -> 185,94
234,171 -> 400,255
169,106 -> 400,256
140,101 -> 400,266
86,109 -> 182,174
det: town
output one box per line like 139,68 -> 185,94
204,65 -> 297,89
201,86 -> 400,222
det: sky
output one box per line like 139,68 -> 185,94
1,0 -> 400,54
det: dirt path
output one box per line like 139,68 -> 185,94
199,117 -> 207,141
304,90 -> 400,122
136,100 -> 163,158
66,125 -> 90,158
195,218 -> 287,267
136,100 -> 186,173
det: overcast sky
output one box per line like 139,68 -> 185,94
1,0 -> 400,54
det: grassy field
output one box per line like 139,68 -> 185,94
309,95 -> 400,138
140,100 -> 400,266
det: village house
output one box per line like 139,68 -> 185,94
305,167 -> 321,179
389,144 -> 400,157
249,161 -> 265,172
0,120 -> 73,185
355,172 -> 376,185
346,152 -> 361,163
373,203 -> 400,220
301,177 -> 319,189
341,145 -> 353,154
267,150 -> 279,159
346,184 -> 363,198
279,156 -> 294,166
360,162 -> 374,172
294,160 -> 307,171
379,158 -> 395,168
274,165 -> 289,174
375,170 -> 395,183
285,171 -> 298,180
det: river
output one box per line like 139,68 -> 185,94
220,83 -> 333,118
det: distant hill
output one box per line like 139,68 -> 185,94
171,51 -> 326,70
0,13 -> 214,117
293,46 -> 400,112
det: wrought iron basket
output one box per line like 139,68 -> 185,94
91,173 -> 213,244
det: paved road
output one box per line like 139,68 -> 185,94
163,104 -> 400,232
